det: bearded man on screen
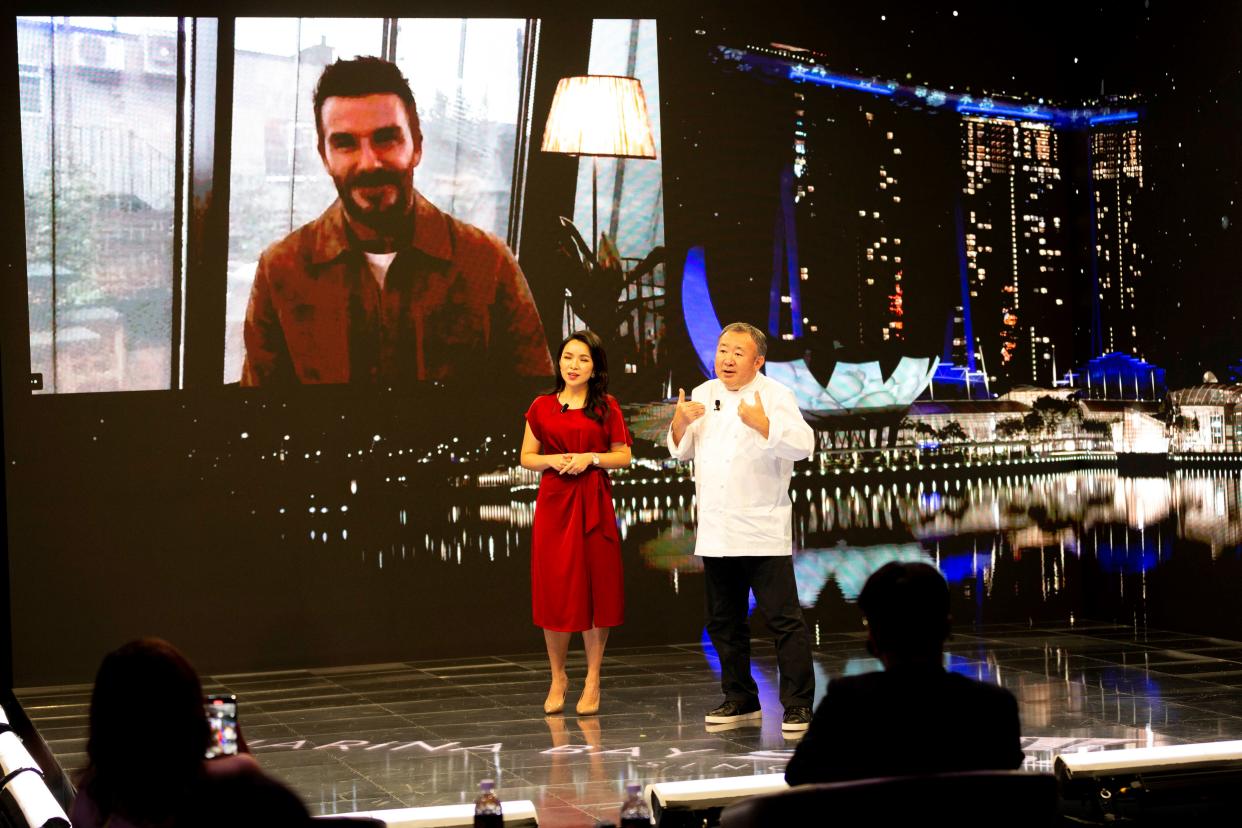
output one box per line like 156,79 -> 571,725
241,57 -> 551,386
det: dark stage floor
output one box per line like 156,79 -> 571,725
19,622 -> 1242,826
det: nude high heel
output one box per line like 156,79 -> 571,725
544,673 -> 568,715
575,678 -> 600,716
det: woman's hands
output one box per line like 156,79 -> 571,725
547,453 -> 594,475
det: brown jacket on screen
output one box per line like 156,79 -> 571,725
241,192 -> 552,385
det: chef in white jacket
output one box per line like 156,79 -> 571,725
668,322 -> 816,732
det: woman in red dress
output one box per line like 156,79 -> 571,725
521,331 -> 632,715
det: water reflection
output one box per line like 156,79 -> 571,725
267,468 -> 1242,644
294,469 -> 1242,567
793,545 -> 926,604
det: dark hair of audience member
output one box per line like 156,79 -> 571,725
858,561 -> 952,662
82,637 -> 210,823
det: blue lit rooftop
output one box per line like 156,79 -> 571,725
718,44 -> 1142,129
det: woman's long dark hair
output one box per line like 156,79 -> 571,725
553,330 -> 610,423
81,638 -> 210,822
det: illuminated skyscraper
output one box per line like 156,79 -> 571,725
776,97 -> 912,352
960,116 -> 1071,390
771,91 -> 811,344
853,109 -> 908,348
1089,116 -> 1144,357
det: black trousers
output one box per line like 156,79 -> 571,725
702,555 -> 815,709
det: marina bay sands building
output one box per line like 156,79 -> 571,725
726,45 -> 1149,398
960,116 -> 1072,391
1090,114 -> 1145,358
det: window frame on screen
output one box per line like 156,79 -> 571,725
5,14 -> 570,395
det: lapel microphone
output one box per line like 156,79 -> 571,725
560,403 -> 569,413
714,400 -> 721,412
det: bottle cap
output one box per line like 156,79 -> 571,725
480,779 -> 495,791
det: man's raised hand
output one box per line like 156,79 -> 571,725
672,387 -> 706,431
674,387 -> 707,426
737,391 -> 770,437
670,387 -> 707,447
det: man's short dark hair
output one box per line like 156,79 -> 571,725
858,561 -> 951,657
313,57 -> 422,153
719,322 -> 768,358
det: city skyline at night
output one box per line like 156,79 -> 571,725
698,2 -> 1242,392
717,42 -> 1148,397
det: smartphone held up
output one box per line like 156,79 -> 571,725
205,694 -> 238,759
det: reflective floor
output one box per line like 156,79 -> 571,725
20,621 -> 1242,826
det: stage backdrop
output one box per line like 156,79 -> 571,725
7,6 -> 1242,685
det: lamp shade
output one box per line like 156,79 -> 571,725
541,75 -> 657,159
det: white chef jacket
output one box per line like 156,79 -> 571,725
667,372 -> 815,556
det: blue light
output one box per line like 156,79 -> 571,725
957,103 -> 1053,121
928,361 -> 989,399
789,66 -> 895,96
1075,352 -> 1167,400
681,245 -> 724,377
1088,111 -> 1139,125
731,44 -> 1135,130
953,200 -> 976,373
945,652 -> 997,684
772,164 -> 803,339
699,626 -> 721,677
1095,538 -> 1159,574
938,552 -> 992,584
1098,666 -> 1162,700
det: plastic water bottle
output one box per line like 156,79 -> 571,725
619,782 -> 650,827
473,779 -> 503,827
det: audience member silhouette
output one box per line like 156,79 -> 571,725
70,638 -> 311,828
785,562 -> 1025,785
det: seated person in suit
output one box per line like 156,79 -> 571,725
785,562 -> 1025,785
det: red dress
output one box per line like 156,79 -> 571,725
525,393 -> 632,632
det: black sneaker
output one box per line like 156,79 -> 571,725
705,699 -> 762,724
705,700 -> 760,724
781,706 -> 812,732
